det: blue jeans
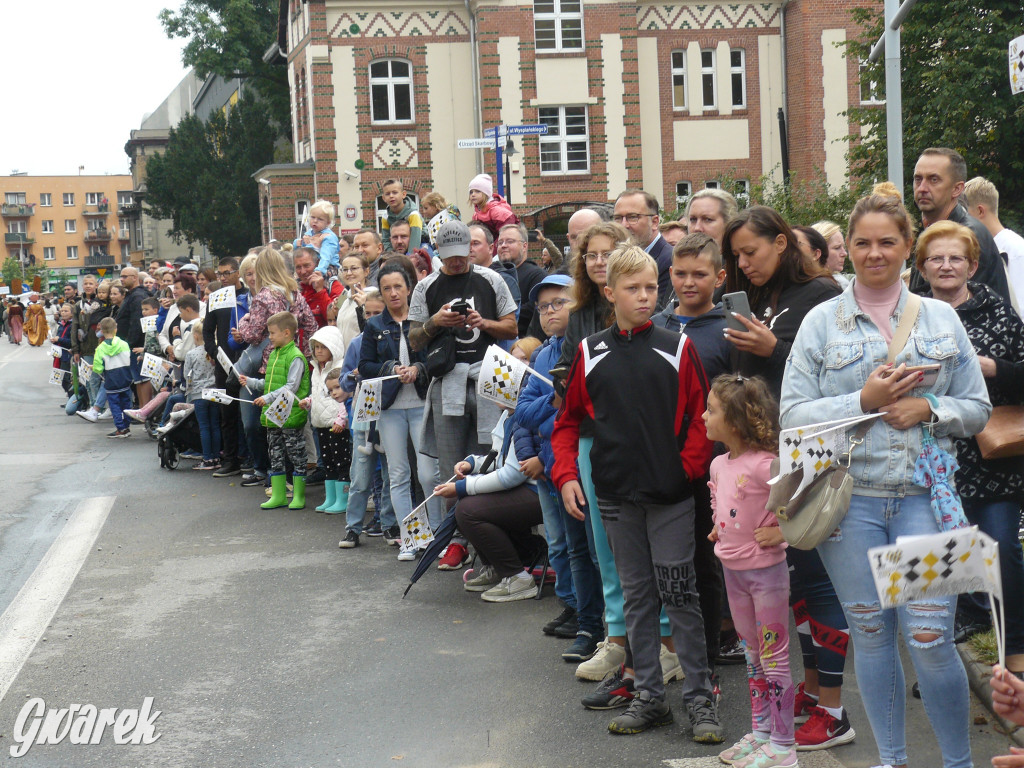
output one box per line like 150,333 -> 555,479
106,390 -> 132,431
545,478 -> 605,636
959,498 -> 1024,656
83,356 -> 107,411
536,479 -> 573,608
346,427 -> 393,534
192,399 -> 222,462
160,393 -> 186,426
817,493 -> 971,768
240,386 -> 268,475
378,406 -> 443,531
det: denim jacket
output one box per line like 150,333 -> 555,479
780,281 -> 991,496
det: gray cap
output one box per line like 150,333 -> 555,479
436,220 -> 471,259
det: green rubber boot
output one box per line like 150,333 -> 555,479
316,479 -> 337,512
288,475 -> 307,510
261,474 -> 288,509
324,481 -> 349,515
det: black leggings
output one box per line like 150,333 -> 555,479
316,427 -> 352,483
455,485 -> 542,578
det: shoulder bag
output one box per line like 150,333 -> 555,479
769,293 -> 922,549
424,328 -> 457,379
974,405 -> 1024,459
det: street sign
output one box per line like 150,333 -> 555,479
484,124 -> 549,138
457,137 -> 506,149
483,126 -> 500,138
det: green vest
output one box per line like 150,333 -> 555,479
260,340 -> 311,429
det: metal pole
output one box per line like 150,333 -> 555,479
494,127 -> 504,200
869,0 -> 919,63
884,0 -> 903,189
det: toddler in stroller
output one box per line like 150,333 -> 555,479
156,403 -> 202,469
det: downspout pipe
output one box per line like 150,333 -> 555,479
779,0 -> 791,183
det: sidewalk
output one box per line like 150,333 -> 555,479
959,643 -> 1024,746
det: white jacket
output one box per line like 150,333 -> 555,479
309,325 -> 347,428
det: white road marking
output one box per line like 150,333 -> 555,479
0,496 -> 114,705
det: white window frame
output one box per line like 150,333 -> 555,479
89,245 -> 107,259
41,220 -> 54,234
295,200 -> 310,238
121,242 -> 130,259
5,192 -> 26,205
87,218 -> 105,232
701,49 -> 717,110
705,180 -> 721,190
538,106 -> 590,175
675,181 -> 692,208
730,48 -> 746,109
65,219 -> 77,233
7,221 -> 26,234
39,193 -> 51,207
859,60 -> 884,105
735,179 -> 751,203
368,59 -> 414,125
43,247 -> 55,261
85,192 -> 102,205
534,0 -> 584,52
671,50 -> 687,111
67,246 -> 79,260
63,192 -> 75,206
117,191 -> 133,207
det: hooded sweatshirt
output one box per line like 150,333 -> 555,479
309,325 -> 347,428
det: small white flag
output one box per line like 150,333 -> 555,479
352,378 -> 384,426
140,315 -> 157,334
263,388 -> 296,427
477,344 -> 530,407
140,353 -> 169,384
773,414 -> 881,495
207,285 -> 237,311
401,505 -> 435,551
48,368 -> 67,385
49,345 -> 63,359
202,388 -> 233,405
1010,35 -> 1024,95
216,347 -> 239,379
79,360 -> 92,382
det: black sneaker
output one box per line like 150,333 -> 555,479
306,467 -> 327,486
240,461 -> 254,472
716,629 -> 746,665
582,668 -> 635,710
562,631 -> 602,663
543,605 -> 577,637
212,462 -> 241,478
338,530 -> 360,549
365,521 -> 384,537
384,525 -> 401,546
240,473 -> 265,487
106,428 -> 130,438
686,695 -> 724,744
608,693 -> 673,734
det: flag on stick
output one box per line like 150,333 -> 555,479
207,285 -> 236,311
476,344 -> 552,407
263,388 -> 296,427
140,315 -> 157,333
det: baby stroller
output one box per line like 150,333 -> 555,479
156,403 -> 202,470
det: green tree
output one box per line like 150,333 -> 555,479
160,0 -> 290,136
144,94 -> 277,255
847,1 -> 1024,224
2,258 -> 50,288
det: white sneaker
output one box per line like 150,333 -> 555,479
481,574 -> 537,602
397,547 -> 416,562
96,409 -> 113,420
76,407 -> 99,423
124,409 -> 147,423
660,643 -> 684,684
575,640 -> 627,681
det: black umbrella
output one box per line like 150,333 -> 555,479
403,450 -> 497,597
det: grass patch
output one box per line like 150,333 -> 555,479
969,629 -> 1000,666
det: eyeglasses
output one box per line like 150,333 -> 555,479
614,213 -> 654,225
924,255 -> 967,267
537,298 -> 571,314
216,270 -> 235,277
496,238 -> 522,247
584,251 -> 613,264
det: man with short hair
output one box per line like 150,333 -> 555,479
910,147 -> 1010,300
613,190 -> 673,307
295,247 -> 343,328
63,283 -> 78,304
964,176 -> 1024,309
659,220 -> 687,249
567,208 -> 603,256
352,228 -> 385,287
148,259 -> 164,278
497,222 -> 547,336
408,221 -> 518,569
389,220 -> 412,256
469,222 -> 521,312
115,267 -> 150,403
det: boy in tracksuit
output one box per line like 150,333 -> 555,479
93,317 -> 134,438
239,311 -> 311,511
551,246 -> 721,742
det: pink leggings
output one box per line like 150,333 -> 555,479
723,560 -> 795,745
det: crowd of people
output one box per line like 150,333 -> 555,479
25,152 -> 1024,768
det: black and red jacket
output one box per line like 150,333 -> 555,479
551,320 -> 712,505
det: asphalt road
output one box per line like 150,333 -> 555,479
0,341 -> 1013,767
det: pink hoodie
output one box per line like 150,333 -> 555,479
708,450 -> 786,571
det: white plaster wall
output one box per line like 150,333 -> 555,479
821,29 -> 849,188
602,34 -> 627,199
426,42 -> 477,205
332,47 -> 361,215
637,37 -> 663,201
674,119 -> 749,161
497,36 -> 525,203
758,35 -> 784,185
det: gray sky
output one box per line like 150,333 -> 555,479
1,0 -> 191,177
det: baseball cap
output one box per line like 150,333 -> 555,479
436,220 -> 471,259
528,273 -> 573,305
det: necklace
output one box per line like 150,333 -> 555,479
950,285 -> 972,308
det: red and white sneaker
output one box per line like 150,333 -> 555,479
795,706 -> 856,750
437,542 -> 469,571
793,681 -> 817,724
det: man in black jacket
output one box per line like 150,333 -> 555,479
496,223 -> 546,337
115,267 -> 150,404
909,147 -> 1011,302
613,190 -> 674,309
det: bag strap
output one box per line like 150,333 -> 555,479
886,292 -> 921,364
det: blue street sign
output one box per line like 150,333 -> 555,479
506,124 -> 549,136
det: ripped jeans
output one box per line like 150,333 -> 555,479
817,493 -> 972,768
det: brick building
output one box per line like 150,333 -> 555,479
259,0 -> 878,244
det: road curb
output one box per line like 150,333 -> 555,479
957,644 -> 1024,746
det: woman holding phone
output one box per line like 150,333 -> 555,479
781,193 -> 990,768
919,219 -> 1024,677
330,253 -> 369,350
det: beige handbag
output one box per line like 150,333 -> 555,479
975,405 -> 1024,459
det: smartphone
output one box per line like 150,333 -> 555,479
528,229 -> 540,243
883,363 -> 941,386
722,291 -> 752,333
450,300 -> 470,317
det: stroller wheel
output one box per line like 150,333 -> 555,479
161,443 -> 178,470
145,415 -> 160,440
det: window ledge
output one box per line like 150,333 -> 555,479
534,49 -> 586,58
539,171 -> 592,178
530,97 -> 597,106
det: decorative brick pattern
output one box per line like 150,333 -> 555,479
372,137 -> 419,169
637,3 -> 780,32
330,11 -> 469,39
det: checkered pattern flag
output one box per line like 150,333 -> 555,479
207,285 -> 236,311
476,345 -> 529,407
352,377 -> 384,426
78,360 -> 92,383
49,345 -> 63,359
263,388 -> 295,427
401,505 -> 435,552
48,368 -> 69,386
202,388 -> 233,405
140,315 -> 157,333
773,413 -> 880,495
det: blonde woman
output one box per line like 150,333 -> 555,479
811,220 -> 850,288
329,252 -> 370,350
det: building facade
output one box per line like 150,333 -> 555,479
2,175 -> 134,282
261,0 -> 878,244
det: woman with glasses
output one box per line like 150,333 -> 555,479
328,253 -> 370,350
919,220 -> 1024,678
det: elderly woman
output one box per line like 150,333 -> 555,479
811,220 -> 850,289
781,194 -> 991,768
919,220 -> 1024,677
